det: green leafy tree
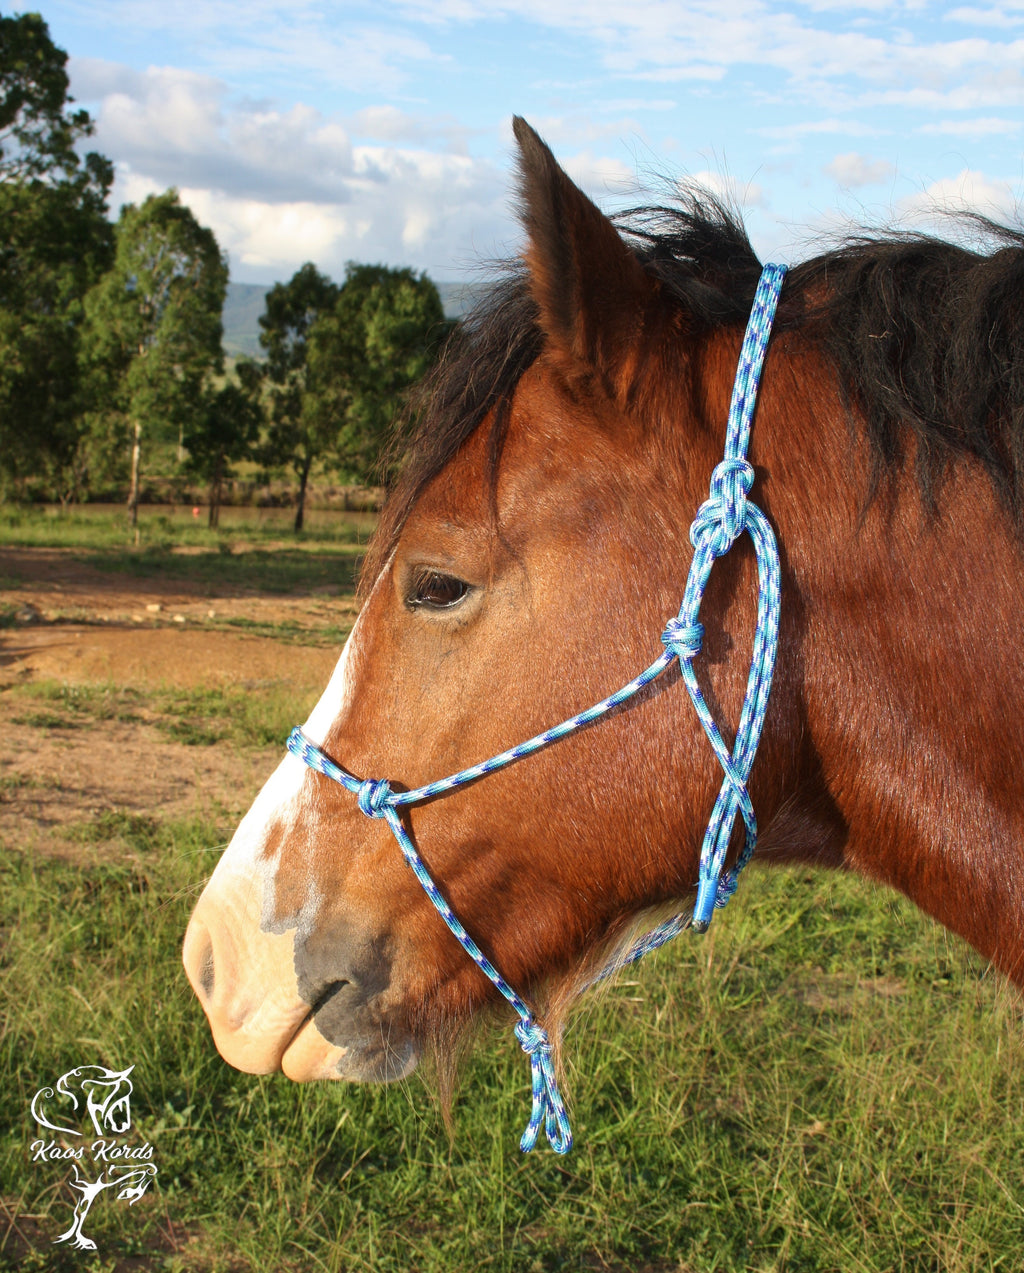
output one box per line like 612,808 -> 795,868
1,11 -> 95,182
0,12 -> 113,500
183,360 -> 263,528
258,262 -> 340,532
306,264 -> 450,484
81,190 -> 228,524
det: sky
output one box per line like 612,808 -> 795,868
17,0 -> 1024,285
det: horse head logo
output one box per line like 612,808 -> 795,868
30,1064 -> 135,1137
28,1063 -> 157,1250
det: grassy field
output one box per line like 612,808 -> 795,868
0,505 -> 372,599
2,509 -> 1024,1272
0,505 -> 377,553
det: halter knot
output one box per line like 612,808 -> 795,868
691,458 -> 755,556
357,778 -> 394,819
661,617 -> 704,663
515,1017 -> 552,1058
514,1017 -> 572,1155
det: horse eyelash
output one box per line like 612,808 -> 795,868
407,570 -> 471,610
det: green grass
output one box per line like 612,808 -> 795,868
0,506 -> 371,599
4,510 -> 1024,1268
80,545 -> 364,596
3,824 -> 1024,1272
0,506 -> 375,552
7,680 -> 311,754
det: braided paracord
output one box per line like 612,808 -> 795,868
285,262 -> 787,1153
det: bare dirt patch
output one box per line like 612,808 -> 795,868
1,624 -> 337,690
0,547 -> 346,863
0,545 -> 359,631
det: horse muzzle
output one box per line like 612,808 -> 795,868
183,772 -> 420,1085
184,895 -> 420,1082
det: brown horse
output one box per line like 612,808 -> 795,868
184,119 -> 1024,1127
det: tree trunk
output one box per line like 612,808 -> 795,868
294,458 -> 311,533
127,420 -> 142,528
208,456 -> 223,529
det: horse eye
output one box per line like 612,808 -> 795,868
409,571 -> 470,610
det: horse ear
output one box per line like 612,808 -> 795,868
512,116 -> 669,405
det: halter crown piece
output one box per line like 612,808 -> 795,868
287,262 -> 787,1155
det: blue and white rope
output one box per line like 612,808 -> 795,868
285,262 -> 787,1153
286,728 -> 572,1152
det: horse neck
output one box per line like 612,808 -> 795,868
750,335 -> 1024,983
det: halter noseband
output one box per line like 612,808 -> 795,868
286,262 -> 787,1155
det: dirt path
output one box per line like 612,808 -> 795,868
0,544 -> 359,630
0,548 -> 346,861
1,624 -> 337,689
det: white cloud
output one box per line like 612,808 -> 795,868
854,70 -> 1024,112
899,168 -> 1021,227
524,114 -> 649,150
74,60 -> 358,204
920,116 -> 1022,138
444,1 -> 1024,114
350,106 -> 470,153
825,152 -> 896,187
114,172 -> 351,270
560,149 -> 642,198
946,5 -> 1024,28
600,98 -> 678,113
112,146 -> 510,282
73,56 -> 513,281
62,4 -> 1024,283
689,169 -> 765,208
759,118 -> 879,140
72,2 -> 440,92
74,0 -> 1024,113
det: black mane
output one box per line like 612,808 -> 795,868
363,196 -> 1024,588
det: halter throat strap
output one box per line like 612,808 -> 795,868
286,261 -> 787,1154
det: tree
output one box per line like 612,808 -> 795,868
304,266 -> 448,483
258,263 -> 339,531
305,264 -> 450,484
81,191 -> 227,525
183,360 -> 263,528
258,261 -> 449,529
0,13 -> 113,500
1,11 -> 98,183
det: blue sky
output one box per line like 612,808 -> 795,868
18,0 -> 1024,284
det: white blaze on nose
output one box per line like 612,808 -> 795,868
184,614 -> 370,1077
301,610 -> 364,750
202,612 -> 366,924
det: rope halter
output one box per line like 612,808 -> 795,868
286,262 -> 787,1153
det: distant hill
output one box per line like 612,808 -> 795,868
222,284 -> 271,358
222,279 -> 490,360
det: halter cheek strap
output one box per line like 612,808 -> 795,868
286,262 -> 787,1154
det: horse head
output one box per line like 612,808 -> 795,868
184,118 -> 1024,1119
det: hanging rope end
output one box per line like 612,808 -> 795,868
514,1017 -> 573,1154
519,1123 -> 573,1155
692,876 -> 719,932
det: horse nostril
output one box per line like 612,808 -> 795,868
183,917 -> 217,1003
198,947 -> 215,999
